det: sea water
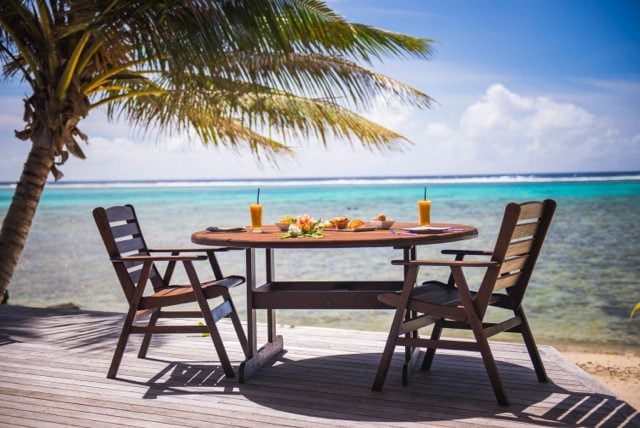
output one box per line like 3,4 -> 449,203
1,172 -> 639,348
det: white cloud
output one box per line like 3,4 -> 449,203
1,83 -> 638,181
424,122 -> 452,139
443,84 -> 639,172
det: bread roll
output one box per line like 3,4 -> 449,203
331,216 -> 349,229
348,219 -> 365,229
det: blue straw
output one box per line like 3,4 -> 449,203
257,188 -> 261,204
423,186 -> 427,201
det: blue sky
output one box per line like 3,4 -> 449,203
1,0 -> 639,181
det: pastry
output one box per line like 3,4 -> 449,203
331,216 -> 349,229
373,214 -> 386,221
348,219 -> 365,229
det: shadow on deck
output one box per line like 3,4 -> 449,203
0,305 -> 637,427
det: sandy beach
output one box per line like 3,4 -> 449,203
559,346 -> 640,410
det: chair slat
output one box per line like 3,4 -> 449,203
105,205 -> 135,222
122,259 -> 144,270
512,222 -> 539,240
495,272 -> 521,290
505,239 -> 533,257
499,255 -> 528,275
518,203 -> 544,221
117,237 -> 146,254
128,266 -> 158,284
111,222 -> 141,239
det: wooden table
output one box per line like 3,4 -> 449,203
192,222 -> 477,382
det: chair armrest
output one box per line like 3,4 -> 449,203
147,247 -> 241,253
441,249 -> 493,256
112,255 -> 207,262
391,259 -> 499,268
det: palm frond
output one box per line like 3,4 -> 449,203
2,0 -> 436,166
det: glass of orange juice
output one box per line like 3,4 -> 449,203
418,200 -> 431,226
249,204 -> 263,232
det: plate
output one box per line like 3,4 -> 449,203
367,220 -> 395,230
401,226 -> 451,234
206,226 -> 246,233
324,227 -> 377,232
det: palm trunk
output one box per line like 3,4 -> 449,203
0,143 -> 55,303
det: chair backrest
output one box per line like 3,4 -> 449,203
476,200 -> 556,311
93,204 -> 165,301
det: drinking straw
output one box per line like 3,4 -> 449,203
257,188 -> 261,204
423,186 -> 427,201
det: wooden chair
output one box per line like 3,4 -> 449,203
93,204 -> 248,379
372,200 -> 556,406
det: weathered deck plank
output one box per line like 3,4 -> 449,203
0,305 -> 637,427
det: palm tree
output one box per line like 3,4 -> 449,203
0,0 -> 434,303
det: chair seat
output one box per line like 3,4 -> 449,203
407,281 -> 506,319
140,275 -> 244,309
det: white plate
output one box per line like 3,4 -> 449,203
367,220 -> 395,230
324,227 -> 376,232
401,226 -> 451,234
206,226 -> 246,233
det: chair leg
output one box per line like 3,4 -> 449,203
452,266 -> 509,406
474,329 -> 509,406
108,310 -> 136,379
108,261 -> 151,379
138,308 -> 161,359
373,265 -> 420,391
421,320 -> 443,371
517,306 -> 548,383
185,261 -> 236,378
224,291 -> 249,357
372,308 -> 405,391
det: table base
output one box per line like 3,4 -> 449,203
239,334 -> 284,383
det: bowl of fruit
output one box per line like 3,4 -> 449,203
368,214 -> 395,230
276,216 -> 295,231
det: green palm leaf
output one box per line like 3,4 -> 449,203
0,0 -> 439,304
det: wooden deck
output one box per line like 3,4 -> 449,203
0,305 -> 637,427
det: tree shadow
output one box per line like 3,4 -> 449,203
0,304 -> 123,351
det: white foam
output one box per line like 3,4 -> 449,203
1,173 -> 639,190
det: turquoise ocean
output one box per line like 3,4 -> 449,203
1,172 -> 639,349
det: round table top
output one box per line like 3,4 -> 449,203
191,222 -> 478,249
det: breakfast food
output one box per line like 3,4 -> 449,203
373,213 -> 387,221
279,216 -> 294,223
331,216 -> 349,229
347,219 -> 365,229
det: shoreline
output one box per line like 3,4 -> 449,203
556,346 -> 640,411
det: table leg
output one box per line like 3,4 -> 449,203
266,249 -> 277,342
245,248 -> 257,357
239,248 -> 284,383
402,246 -> 421,385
